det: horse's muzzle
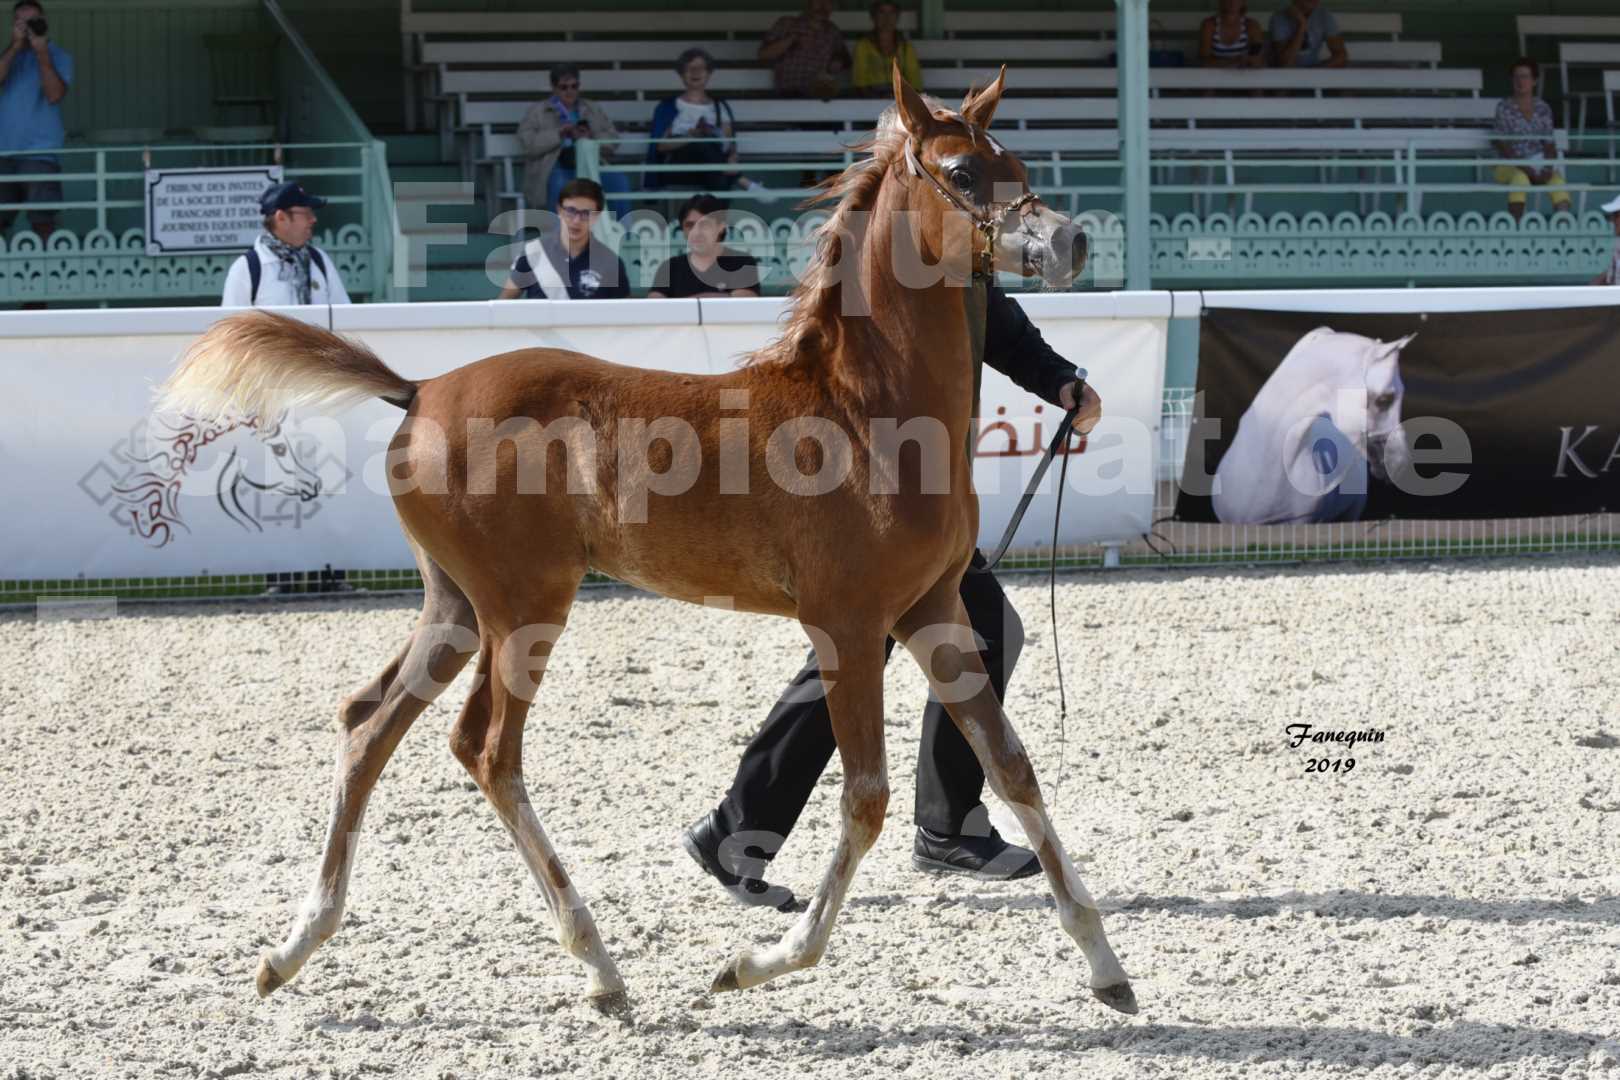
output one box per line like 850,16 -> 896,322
1054,222 -> 1088,277
1033,221 -> 1086,288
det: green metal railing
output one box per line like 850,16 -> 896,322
0,0 -> 399,306
0,142 -> 386,304
556,132 -> 1618,288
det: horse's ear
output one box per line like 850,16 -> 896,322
961,66 -> 1006,130
892,59 -> 933,139
1389,332 -> 1418,351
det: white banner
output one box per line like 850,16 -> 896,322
1,297 -> 1165,582
144,165 -> 283,256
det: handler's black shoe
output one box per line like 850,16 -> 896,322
682,811 -> 797,913
912,826 -> 1042,880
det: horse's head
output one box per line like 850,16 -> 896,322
890,65 -> 1086,289
1320,331 -> 1414,482
253,416 -> 322,501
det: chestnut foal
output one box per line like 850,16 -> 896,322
161,68 -> 1136,1018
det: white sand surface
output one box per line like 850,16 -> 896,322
2,555 -> 1618,1079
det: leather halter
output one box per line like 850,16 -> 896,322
902,130 -> 1042,278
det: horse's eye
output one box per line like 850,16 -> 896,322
1373,393 -> 1396,411
272,443 -> 288,457
950,167 -> 974,192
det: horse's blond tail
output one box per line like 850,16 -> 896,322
157,311 -> 416,420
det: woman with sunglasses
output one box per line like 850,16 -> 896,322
517,64 -> 630,217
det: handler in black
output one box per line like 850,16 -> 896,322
684,283 -> 1100,911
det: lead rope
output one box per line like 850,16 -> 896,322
974,398 -> 1083,816
1048,423 -> 1073,814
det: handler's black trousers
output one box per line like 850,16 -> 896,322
716,550 -> 1025,847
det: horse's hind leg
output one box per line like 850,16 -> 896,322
711,626 -> 888,992
894,574 -> 1137,1015
257,550 -> 477,998
448,583 -> 628,1016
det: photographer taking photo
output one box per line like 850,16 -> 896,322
646,48 -> 763,194
516,64 -> 629,217
0,0 -> 73,245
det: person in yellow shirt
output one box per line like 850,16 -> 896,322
851,1 -> 921,96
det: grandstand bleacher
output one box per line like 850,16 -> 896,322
8,1 -> 1620,308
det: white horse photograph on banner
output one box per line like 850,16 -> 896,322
1213,327 -> 1417,525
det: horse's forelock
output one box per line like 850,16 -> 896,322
749,95 -> 984,373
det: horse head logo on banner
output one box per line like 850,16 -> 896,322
80,412 -> 330,548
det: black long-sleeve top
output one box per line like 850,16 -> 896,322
982,284 -> 1081,408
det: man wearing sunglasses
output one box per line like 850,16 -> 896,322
499,177 -> 629,301
517,64 -> 629,218
221,182 -> 351,307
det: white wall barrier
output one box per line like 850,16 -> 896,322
3,295 -> 1168,583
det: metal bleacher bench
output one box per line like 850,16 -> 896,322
1516,15 -> 1620,57
403,7 -> 1402,41
1559,43 -> 1620,131
468,93 -> 1511,212
421,37 -> 1439,72
439,65 -> 1477,106
1604,70 -> 1620,131
940,10 -> 1402,39
404,8 -> 917,37
459,94 -> 1498,136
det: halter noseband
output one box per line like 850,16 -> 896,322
902,131 -> 1042,278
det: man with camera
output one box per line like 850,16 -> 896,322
516,64 -> 629,218
0,1 -> 73,243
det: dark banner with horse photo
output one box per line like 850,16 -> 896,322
1174,305 -> 1620,524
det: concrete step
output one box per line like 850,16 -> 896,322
390,162 -> 466,184
398,230 -> 515,271
405,266 -> 504,303
395,182 -> 488,231
381,132 -> 447,167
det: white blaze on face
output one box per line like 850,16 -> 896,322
1362,332 -> 1415,479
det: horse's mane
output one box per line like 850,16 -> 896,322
749,96 -> 958,372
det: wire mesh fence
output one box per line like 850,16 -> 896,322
7,388 -> 1618,607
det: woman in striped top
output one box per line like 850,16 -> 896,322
1200,0 -> 1264,68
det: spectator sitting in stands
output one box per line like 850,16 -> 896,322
1492,58 -> 1571,223
1268,0 -> 1346,68
759,0 -> 850,99
0,1 -> 72,243
1200,0 -> 1264,68
647,193 -> 762,299
498,178 -> 629,301
647,49 -> 763,194
1592,195 -> 1620,285
221,182 -> 351,307
852,1 -> 921,96
517,64 -> 629,218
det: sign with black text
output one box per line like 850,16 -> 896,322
1176,305 -> 1620,523
144,165 -> 282,255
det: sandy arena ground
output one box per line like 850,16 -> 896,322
2,555 -> 1619,1080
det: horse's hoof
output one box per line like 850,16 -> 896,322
255,954 -> 287,1000
710,959 -> 741,994
587,988 -> 632,1019
1091,980 -> 1139,1015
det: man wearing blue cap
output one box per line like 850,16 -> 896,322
221,181 -> 351,307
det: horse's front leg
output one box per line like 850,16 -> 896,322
894,573 -> 1138,1015
711,624 -> 887,993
